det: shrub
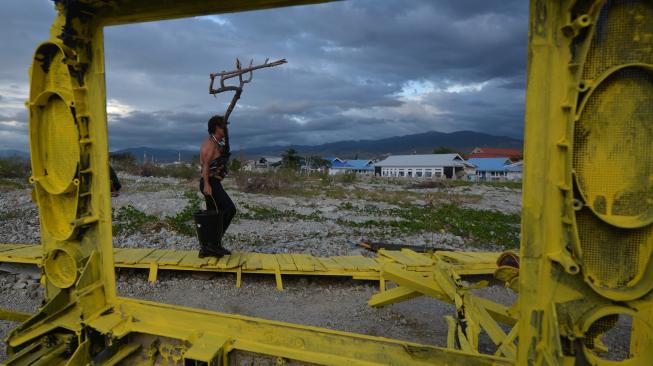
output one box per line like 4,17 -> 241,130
112,205 -> 159,235
165,190 -> 203,235
0,157 -> 30,179
233,170 -> 302,194
336,172 -> 357,184
139,163 -> 198,180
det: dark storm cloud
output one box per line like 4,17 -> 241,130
1,0 -> 528,152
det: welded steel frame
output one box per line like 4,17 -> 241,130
3,0 -> 653,365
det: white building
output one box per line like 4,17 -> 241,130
375,154 -> 475,179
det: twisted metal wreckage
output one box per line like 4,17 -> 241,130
1,0 -> 652,365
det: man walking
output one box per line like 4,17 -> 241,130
198,115 -> 236,257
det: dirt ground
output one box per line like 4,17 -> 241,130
0,174 -> 522,362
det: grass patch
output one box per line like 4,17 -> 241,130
164,190 -> 203,235
112,205 -> 160,235
338,204 -> 520,249
0,157 -> 30,179
239,203 -> 323,222
113,190 -> 204,236
0,178 -> 29,189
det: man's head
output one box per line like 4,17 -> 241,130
208,115 -> 226,138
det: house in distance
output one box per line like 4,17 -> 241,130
375,154 -> 475,180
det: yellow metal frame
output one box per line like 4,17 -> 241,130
3,0 -> 653,365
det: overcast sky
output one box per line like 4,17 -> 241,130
0,0 -> 528,152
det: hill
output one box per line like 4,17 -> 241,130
110,130 -> 523,162
233,130 -> 522,159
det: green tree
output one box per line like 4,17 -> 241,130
109,152 -> 137,171
229,158 -> 242,172
306,156 -> 330,170
0,157 -> 30,179
432,146 -> 463,155
281,148 -> 301,170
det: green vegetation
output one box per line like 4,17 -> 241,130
112,205 -> 160,235
229,158 -> 242,173
337,203 -> 520,249
164,190 -> 203,235
113,190 -> 203,236
109,152 -> 138,171
0,157 -> 30,179
432,146 -> 464,156
238,203 -> 323,222
281,148 -> 301,170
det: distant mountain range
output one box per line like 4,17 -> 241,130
4,130 -> 523,163
0,150 -> 29,159
232,130 -> 523,159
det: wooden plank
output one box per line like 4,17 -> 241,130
400,249 -> 434,266
259,254 -> 278,271
309,256 -> 326,271
275,254 -> 297,271
291,254 -> 314,272
350,256 -> 380,270
137,249 -> 170,265
113,248 -> 135,263
179,251 -> 212,268
0,244 -> 31,253
244,253 -> 262,270
331,256 -> 358,270
225,253 -> 244,269
316,257 -> 340,271
378,250 -> 425,267
215,255 -> 230,269
368,286 -> 421,307
158,250 -> 189,265
118,248 -> 157,265
0,246 -> 43,259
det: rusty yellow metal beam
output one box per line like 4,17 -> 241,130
0,309 -> 31,323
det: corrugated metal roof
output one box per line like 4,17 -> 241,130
330,159 -> 374,170
506,160 -> 523,172
323,156 -> 342,163
467,157 -> 512,172
346,160 -> 374,168
375,154 -> 468,168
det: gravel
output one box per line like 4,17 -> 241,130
0,175 -> 523,361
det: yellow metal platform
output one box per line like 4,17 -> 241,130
0,244 -> 499,290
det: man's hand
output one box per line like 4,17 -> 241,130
203,183 -> 212,196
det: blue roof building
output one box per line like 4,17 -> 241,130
328,159 -> 374,175
467,157 -> 514,181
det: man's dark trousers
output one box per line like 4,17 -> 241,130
199,177 -> 237,244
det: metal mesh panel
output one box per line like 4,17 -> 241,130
573,67 -> 653,224
576,208 -> 651,288
582,0 -> 653,81
573,0 -> 653,294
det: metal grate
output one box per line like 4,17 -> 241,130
582,0 -> 653,82
573,67 -> 653,224
576,209 -> 650,288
